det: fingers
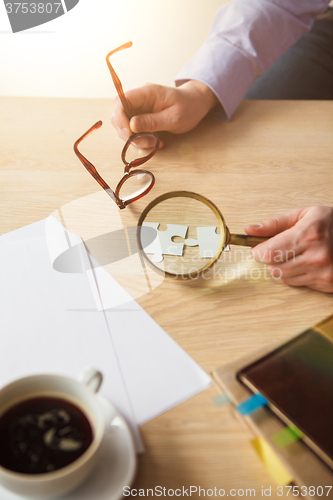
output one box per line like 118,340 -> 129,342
268,253 -> 315,287
111,96 -> 131,142
280,274 -> 308,287
130,107 -> 177,134
244,208 -> 306,237
111,84 -> 172,146
130,114 -> 161,134
111,81 -> 219,142
129,114 -> 167,148
268,259 -> 323,291
268,254 -> 304,279
271,269 -> 333,293
250,228 -> 304,265
111,86 -> 153,139
245,208 -> 310,264
245,206 -> 333,293
266,240 -> 333,293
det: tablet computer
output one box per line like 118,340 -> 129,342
237,328 -> 333,469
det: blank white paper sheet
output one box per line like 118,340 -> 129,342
0,217 -> 211,452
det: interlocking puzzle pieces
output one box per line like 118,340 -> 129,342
185,226 -> 222,258
141,223 -> 188,263
142,223 -> 225,262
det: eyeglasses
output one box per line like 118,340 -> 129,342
74,42 -> 160,209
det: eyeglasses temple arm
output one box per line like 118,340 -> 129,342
106,41 -> 133,120
73,121 -> 119,205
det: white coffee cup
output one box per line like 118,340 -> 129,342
0,368 -> 105,499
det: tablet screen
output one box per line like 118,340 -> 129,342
237,329 -> 333,468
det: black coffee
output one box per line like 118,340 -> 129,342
0,396 -> 93,474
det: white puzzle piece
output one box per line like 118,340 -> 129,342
142,223 -> 188,262
185,226 -> 222,258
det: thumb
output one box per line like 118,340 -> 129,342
130,108 -> 172,134
244,208 -> 306,237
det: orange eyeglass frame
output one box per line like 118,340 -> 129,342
74,42 -> 160,209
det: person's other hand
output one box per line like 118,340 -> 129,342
244,206 -> 333,293
111,80 -> 219,147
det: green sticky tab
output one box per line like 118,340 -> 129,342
271,425 -> 304,448
212,393 -> 231,407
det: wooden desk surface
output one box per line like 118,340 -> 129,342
1,97 -> 333,498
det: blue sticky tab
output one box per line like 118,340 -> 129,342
236,394 -> 268,416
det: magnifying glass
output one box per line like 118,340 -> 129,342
137,191 -> 268,278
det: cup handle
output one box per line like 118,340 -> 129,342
78,367 -> 103,393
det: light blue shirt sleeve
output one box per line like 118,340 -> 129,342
175,0 -> 330,120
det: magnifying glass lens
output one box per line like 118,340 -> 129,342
138,194 -> 225,277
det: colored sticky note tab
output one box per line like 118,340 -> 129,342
272,425 -> 304,448
252,437 -> 293,486
212,393 -> 231,407
236,393 -> 268,415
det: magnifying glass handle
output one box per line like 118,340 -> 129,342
229,233 -> 268,248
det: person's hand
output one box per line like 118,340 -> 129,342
111,80 -> 219,147
244,206 -> 333,293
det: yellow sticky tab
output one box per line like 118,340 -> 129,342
252,437 -> 293,486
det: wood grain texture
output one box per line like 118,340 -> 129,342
1,97 -> 333,497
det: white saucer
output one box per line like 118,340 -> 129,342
0,395 -> 137,500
